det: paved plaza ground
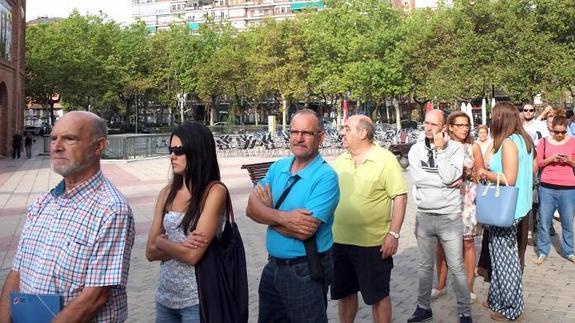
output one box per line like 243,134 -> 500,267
1,141 -> 574,322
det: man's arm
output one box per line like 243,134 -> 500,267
246,188 -> 320,239
52,286 -> 112,323
436,143 -> 464,185
408,146 -> 447,188
273,170 -> 340,240
381,193 -> 407,258
0,270 -> 19,323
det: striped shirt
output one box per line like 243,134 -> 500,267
13,170 -> 135,322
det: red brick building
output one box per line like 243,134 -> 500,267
0,0 -> 25,157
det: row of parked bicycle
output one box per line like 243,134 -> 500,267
213,123 -> 422,158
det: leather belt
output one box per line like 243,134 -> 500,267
268,252 -> 327,266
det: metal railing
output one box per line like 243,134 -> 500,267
105,134 -> 172,159
43,134 -> 173,159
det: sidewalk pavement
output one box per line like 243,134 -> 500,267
0,141 -> 574,322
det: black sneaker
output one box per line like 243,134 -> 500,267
459,314 -> 473,323
407,305 -> 433,323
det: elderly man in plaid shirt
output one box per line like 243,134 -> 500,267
0,111 -> 135,323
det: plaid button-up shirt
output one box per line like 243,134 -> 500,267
13,170 -> 135,322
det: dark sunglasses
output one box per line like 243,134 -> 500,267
168,146 -> 186,156
553,130 -> 567,135
523,109 -> 534,112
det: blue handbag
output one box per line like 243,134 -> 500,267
476,173 -> 518,227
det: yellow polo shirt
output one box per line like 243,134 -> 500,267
333,144 -> 408,246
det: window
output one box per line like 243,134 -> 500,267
0,0 -> 11,62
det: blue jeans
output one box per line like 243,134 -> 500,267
415,211 -> 471,316
258,252 -> 333,323
537,186 -> 575,257
156,302 -> 200,323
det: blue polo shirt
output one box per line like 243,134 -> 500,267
260,154 -> 340,258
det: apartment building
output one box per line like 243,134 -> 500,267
131,0 -> 324,32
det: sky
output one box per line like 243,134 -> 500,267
26,0 -> 133,24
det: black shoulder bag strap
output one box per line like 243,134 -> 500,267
274,175 -> 323,282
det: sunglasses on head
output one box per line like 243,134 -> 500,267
523,109 -> 534,112
168,146 -> 186,156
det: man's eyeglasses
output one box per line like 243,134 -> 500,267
452,123 -> 470,129
523,109 -> 534,112
552,130 -> 567,135
168,146 -> 186,156
289,130 -> 320,138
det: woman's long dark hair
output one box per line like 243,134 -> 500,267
163,122 -> 221,233
490,101 -> 534,154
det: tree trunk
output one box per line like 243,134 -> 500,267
281,95 -> 287,131
336,94 -> 343,129
393,97 -> 401,130
209,95 -> 216,126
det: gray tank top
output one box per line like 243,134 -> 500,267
155,210 -> 225,309
155,211 -> 199,309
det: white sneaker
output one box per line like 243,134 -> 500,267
431,288 -> 446,300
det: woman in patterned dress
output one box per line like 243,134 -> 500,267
146,122 -> 227,322
477,102 -> 534,321
430,111 -> 485,303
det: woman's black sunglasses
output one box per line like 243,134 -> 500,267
168,146 -> 186,156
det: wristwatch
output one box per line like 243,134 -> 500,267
388,231 -> 400,239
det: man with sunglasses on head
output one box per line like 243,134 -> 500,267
521,104 -> 573,145
0,111 -> 135,323
246,109 -> 340,323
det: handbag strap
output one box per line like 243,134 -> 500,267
274,175 -> 301,209
191,181 -> 234,231
497,173 -> 510,186
481,173 -> 509,198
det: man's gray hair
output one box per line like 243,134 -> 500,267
291,109 -> 324,132
356,117 -> 375,142
66,111 -> 108,139
93,115 -> 108,139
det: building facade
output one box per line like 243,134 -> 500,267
0,0 -> 25,157
131,0 -> 324,32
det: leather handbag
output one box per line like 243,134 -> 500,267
476,173 -> 518,227
192,182 -> 248,323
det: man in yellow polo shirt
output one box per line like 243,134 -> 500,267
331,115 -> 408,323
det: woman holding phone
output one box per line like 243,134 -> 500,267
535,116 -> 575,265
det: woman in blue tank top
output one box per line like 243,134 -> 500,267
477,102 -> 534,321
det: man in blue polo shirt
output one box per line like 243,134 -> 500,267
246,109 -> 340,323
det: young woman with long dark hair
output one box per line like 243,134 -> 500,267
477,102 -> 534,321
146,122 -> 227,322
